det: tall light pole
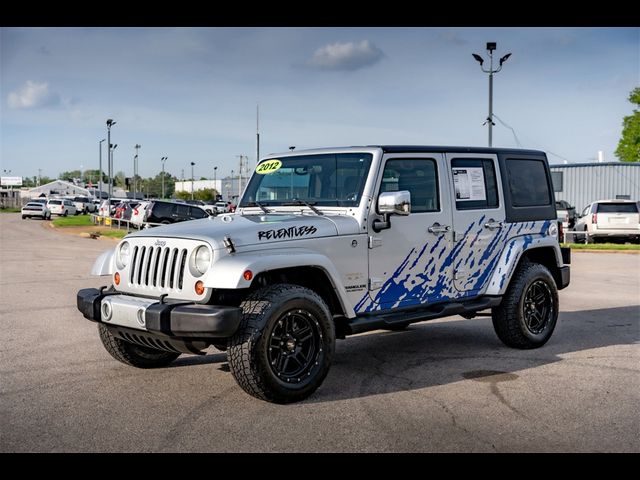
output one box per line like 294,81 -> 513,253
190,162 -> 195,200
106,119 -> 116,199
472,42 -> 511,147
109,144 -> 118,198
161,157 -> 167,199
134,144 -> 141,199
213,166 -> 218,200
98,139 -> 105,199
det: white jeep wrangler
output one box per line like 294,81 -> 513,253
78,146 -> 570,403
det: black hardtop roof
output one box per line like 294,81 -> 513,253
375,145 -> 545,156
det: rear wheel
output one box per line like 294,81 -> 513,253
21,215 -> 26,220
98,324 -> 180,368
228,284 -> 335,403
492,261 -> 558,349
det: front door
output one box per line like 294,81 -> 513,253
356,153 -> 455,314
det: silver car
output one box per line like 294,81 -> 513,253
574,200 -> 640,243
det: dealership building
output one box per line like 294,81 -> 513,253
549,162 -> 639,211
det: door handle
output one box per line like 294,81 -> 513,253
428,223 -> 451,234
484,220 -> 504,230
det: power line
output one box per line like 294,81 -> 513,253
492,113 -> 522,148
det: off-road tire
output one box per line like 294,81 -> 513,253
21,215 -> 26,219
98,324 -> 180,368
492,261 -> 558,349
227,284 -> 335,404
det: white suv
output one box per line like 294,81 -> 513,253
48,199 -> 77,216
574,200 -> 640,243
78,146 -> 570,403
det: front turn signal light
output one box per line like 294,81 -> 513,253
114,272 -> 120,285
195,281 -> 205,295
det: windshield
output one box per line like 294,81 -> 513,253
240,153 -> 373,208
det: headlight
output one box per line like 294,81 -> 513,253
192,245 -> 211,276
116,241 -> 131,269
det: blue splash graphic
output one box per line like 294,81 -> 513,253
355,220 -> 550,313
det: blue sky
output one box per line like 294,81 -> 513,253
1,27 -> 638,180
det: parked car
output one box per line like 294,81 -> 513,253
21,202 -> 51,220
215,201 -> 230,213
47,199 -> 77,216
113,201 -> 139,220
574,200 -> 640,243
186,199 -> 217,215
68,196 -> 96,214
144,200 -> 211,225
555,200 -> 576,228
98,199 -> 125,217
130,201 -> 151,228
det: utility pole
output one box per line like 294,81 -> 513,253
213,166 -> 218,199
134,144 -> 141,199
38,168 -> 42,187
161,157 -> 167,199
106,119 -> 116,199
190,162 -> 195,200
256,104 -> 260,165
472,43 -> 511,147
98,139 -> 105,199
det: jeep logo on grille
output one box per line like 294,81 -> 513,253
154,240 -> 166,247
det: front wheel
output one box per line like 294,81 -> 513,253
492,261 -> 558,349
98,324 -> 180,368
227,284 -> 335,403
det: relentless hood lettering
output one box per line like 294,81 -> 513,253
258,225 -> 317,241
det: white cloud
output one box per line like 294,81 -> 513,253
7,80 -> 60,109
306,40 -> 383,71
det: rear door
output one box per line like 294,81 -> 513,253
595,202 -> 640,231
445,153 -> 505,294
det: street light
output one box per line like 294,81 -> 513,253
472,42 -> 511,147
213,166 -> 218,200
190,162 -> 195,200
110,144 -> 118,197
161,157 -> 168,199
134,144 -> 141,199
98,139 -> 105,199
106,119 -> 116,199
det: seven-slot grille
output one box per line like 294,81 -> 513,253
129,245 -> 188,290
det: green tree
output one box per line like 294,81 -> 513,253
615,87 -> 640,162
175,188 -> 219,202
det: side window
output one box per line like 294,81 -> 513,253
189,207 -> 206,219
506,159 -> 551,207
175,204 -> 190,217
581,205 -> 590,217
451,158 -> 499,210
380,158 -> 439,213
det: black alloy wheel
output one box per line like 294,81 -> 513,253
267,309 -> 322,384
522,280 -> 554,335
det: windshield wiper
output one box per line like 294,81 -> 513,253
282,199 -> 322,215
244,201 -> 271,214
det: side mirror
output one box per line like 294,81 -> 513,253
373,191 -> 411,232
378,191 -> 411,216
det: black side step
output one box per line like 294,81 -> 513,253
346,296 -> 502,335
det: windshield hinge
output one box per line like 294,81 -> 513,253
368,236 -> 383,249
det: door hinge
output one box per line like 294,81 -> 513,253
369,278 -> 383,290
368,236 -> 383,249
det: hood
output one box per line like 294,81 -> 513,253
127,213 -> 358,250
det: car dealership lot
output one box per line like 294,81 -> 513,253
0,213 -> 638,452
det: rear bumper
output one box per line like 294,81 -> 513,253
591,230 -> 640,238
77,288 -> 241,339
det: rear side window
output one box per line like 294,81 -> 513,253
596,203 -> 638,213
189,207 -> 207,219
506,159 -> 551,207
451,158 -> 499,210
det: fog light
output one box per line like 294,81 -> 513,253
136,308 -> 145,326
102,301 -> 112,321
114,272 -> 120,285
243,270 -> 253,281
195,281 -> 205,295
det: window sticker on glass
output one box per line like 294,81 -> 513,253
256,159 -> 282,174
452,167 -> 486,201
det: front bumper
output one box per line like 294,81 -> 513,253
77,288 -> 242,339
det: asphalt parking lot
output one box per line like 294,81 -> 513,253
0,213 -> 638,452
